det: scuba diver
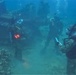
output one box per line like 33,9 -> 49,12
56,24 -> 76,75
41,14 -> 63,54
9,21 -> 27,61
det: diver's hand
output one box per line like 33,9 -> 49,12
60,39 -> 74,53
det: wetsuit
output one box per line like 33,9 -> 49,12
10,26 -> 24,61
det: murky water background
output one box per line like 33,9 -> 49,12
0,0 -> 76,75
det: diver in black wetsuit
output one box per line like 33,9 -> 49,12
58,24 -> 76,75
9,25 -> 26,61
41,14 -> 63,53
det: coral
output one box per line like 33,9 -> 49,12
0,49 -> 11,75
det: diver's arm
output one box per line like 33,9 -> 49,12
55,37 -> 74,53
21,30 -> 29,40
59,39 -> 75,53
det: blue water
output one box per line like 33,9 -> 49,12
5,0 -> 76,22
1,0 -> 76,75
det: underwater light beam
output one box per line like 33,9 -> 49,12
64,0 -> 68,12
56,0 -> 68,15
56,0 -> 60,15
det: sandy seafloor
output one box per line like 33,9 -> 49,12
11,19 -> 75,75
11,30 -> 67,75
1,18 -> 74,75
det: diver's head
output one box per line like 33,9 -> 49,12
72,24 -> 76,31
54,13 -> 60,21
69,32 -> 76,41
67,24 -> 76,32
66,24 -> 76,41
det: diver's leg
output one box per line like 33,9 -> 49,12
15,47 -> 22,61
41,34 -> 52,54
67,58 -> 76,75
